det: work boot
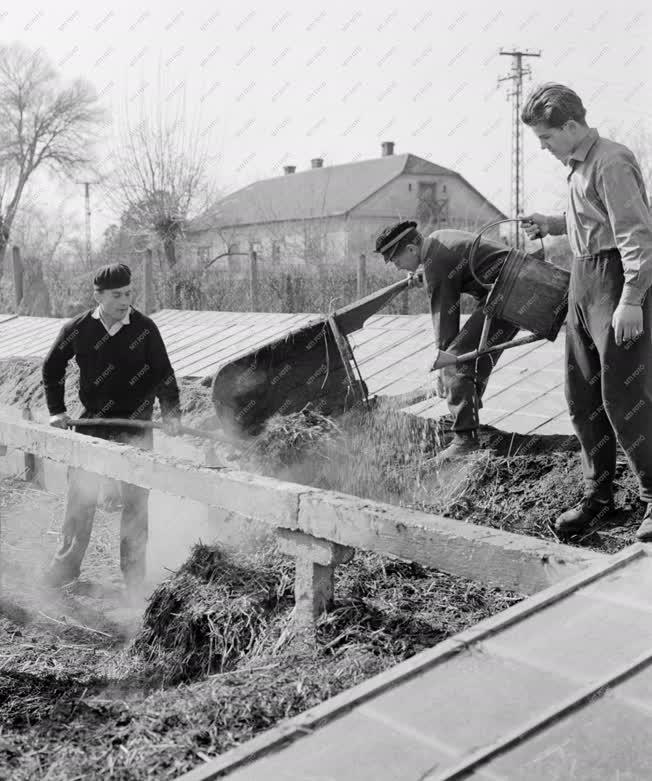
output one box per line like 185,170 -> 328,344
435,431 -> 481,465
635,504 -> 652,542
554,496 -> 616,539
42,563 -> 79,589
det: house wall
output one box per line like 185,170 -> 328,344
182,172 -> 507,266
352,173 -> 503,234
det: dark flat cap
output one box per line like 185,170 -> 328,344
375,221 -> 418,262
93,263 -> 132,291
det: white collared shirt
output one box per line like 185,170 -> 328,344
92,306 -> 131,336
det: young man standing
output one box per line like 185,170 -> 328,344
375,222 -> 524,462
521,82 -> 652,541
42,263 -> 182,591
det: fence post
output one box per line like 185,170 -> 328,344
12,246 -> 23,311
143,248 -> 154,315
357,253 -> 366,299
249,250 -> 259,311
22,406 -> 36,483
401,287 -> 409,315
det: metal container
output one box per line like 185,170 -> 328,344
470,219 -> 570,341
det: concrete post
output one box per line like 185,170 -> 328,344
276,528 -> 354,642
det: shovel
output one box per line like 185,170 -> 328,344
67,418 -> 233,445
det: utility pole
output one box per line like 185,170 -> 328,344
84,182 -> 92,267
499,48 -> 541,248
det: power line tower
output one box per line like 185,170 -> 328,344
499,48 -> 541,247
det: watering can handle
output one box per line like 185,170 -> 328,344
468,217 -> 546,291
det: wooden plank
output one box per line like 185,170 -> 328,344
0,416 -> 604,595
295,489 -> 606,596
0,417 -> 302,527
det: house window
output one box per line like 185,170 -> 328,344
196,245 -> 211,263
408,183 -> 412,191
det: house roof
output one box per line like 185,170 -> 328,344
188,153 -> 507,231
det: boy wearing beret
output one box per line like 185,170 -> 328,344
375,222 -> 521,462
42,263 -> 182,592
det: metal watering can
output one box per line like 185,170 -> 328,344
431,217 -> 571,372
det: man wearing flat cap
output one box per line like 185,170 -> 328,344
376,222 -> 525,462
42,262 -> 182,592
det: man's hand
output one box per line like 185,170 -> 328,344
407,270 -> 424,289
433,368 -> 446,398
427,359 -> 447,398
162,417 -> 183,436
612,303 -> 644,346
519,213 -> 550,240
50,413 -> 71,429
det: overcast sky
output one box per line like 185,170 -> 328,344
3,0 -> 651,246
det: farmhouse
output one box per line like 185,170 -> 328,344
185,141 -> 507,269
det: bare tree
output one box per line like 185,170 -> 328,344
0,42 -> 106,278
105,81 -> 217,275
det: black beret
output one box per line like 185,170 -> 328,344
375,220 -> 419,262
93,263 -> 132,291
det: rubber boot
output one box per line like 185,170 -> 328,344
554,496 -> 616,539
435,430 -> 481,465
635,504 -> 652,542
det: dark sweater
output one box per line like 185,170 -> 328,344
42,307 -> 181,421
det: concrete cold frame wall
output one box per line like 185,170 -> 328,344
0,404 -> 273,581
0,412 -> 607,604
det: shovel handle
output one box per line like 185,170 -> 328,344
455,333 -> 545,365
68,418 -> 230,444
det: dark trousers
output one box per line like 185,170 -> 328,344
48,421 -> 153,585
566,254 -> 652,503
443,310 -> 519,432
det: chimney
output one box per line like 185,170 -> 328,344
283,165 -> 296,175
381,141 -> 395,157
311,158 -> 324,168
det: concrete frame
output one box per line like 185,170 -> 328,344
0,416 -> 606,631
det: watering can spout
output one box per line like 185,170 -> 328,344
431,349 -> 459,370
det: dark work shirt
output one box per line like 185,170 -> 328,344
42,306 -> 181,421
420,229 -> 509,350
